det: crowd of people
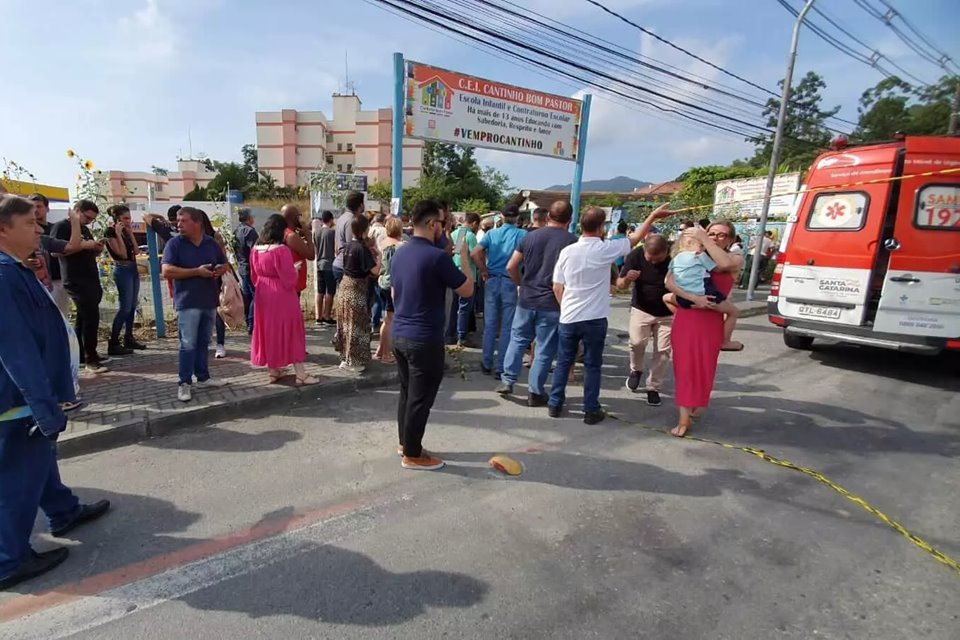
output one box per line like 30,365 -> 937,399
0,184 -> 746,588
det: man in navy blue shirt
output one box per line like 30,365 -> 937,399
0,195 -> 110,590
496,201 -> 577,405
471,204 -> 526,377
390,199 -> 473,471
162,207 -> 229,403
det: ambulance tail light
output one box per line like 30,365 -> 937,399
770,255 -> 785,297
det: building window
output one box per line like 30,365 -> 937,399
337,164 -> 343,172
154,183 -> 163,193
326,133 -> 333,143
337,143 -> 343,151
346,143 -> 353,152
347,164 -> 353,172
326,155 -> 334,165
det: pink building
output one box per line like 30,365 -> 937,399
255,94 -> 424,188
103,159 -> 217,203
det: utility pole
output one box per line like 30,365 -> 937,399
746,0 -> 816,301
949,77 -> 959,136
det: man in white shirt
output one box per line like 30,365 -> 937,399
548,205 -> 667,424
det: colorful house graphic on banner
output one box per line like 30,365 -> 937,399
418,76 -> 453,110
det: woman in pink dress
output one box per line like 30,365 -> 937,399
667,221 -> 743,437
250,214 -> 318,386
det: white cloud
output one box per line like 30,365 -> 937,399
112,0 -> 178,70
523,0 -> 660,18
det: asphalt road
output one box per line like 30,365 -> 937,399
2,300 -> 958,639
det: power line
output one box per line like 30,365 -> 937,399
579,0 -> 857,129
358,0 -> 756,144
382,0 -> 775,134
581,0 -> 776,98
854,0 -> 959,74
809,3 -> 931,86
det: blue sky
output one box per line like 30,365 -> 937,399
1,0 -> 956,194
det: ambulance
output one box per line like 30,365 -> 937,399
768,135 -> 960,354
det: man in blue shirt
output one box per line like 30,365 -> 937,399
162,207 -> 229,403
471,204 -> 527,377
391,199 -> 473,471
496,201 -> 577,405
0,195 -> 110,590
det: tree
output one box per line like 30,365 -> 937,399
456,197 -> 489,214
151,165 -> 169,176
401,142 -> 512,213
183,185 -> 209,201
241,143 -> 259,183
673,165 -> 763,210
206,162 -> 250,200
367,180 -> 393,203
749,71 -> 840,171
854,74 -> 956,141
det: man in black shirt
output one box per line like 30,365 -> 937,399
233,208 -> 258,334
51,200 -> 108,373
30,194 -> 76,316
616,234 -> 672,406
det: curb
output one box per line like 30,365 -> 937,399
57,369 -> 401,459
738,304 -> 769,319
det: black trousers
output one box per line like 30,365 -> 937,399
69,285 -> 103,363
394,337 -> 445,458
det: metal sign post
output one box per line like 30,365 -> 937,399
569,94 -> 592,233
392,52 -> 405,214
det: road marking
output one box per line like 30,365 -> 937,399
0,493 -> 381,629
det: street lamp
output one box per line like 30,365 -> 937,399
746,0 -> 816,301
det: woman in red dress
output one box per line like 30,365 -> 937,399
667,220 -> 743,437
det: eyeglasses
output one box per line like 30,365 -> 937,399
708,231 -> 729,238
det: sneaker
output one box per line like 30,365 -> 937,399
548,404 -> 563,418
85,362 -> 108,374
124,339 -> 147,350
195,378 -> 227,389
107,343 -> 133,357
495,382 -> 513,395
527,393 -> 548,407
626,370 -> 643,392
480,365 -> 492,376
584,408 -> 607,425
397,446 -> 432,457
177,384 -> 192,402
215,345 -> 227,359
646,390 -> 662,406
401,454 -> 445,471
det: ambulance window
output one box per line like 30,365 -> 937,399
806,192 -> 868,231
915,184 -> 960,230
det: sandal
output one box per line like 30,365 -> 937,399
296,374 -> 319,386
670,420 -> 691,437
721,341 -> 745,352
268,370 -> 285,384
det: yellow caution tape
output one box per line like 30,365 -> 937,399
666,166 -> 960,215
608,413 -> 960,576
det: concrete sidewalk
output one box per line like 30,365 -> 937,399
60,294 -> 768,458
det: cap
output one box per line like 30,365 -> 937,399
502,204 -> 521,218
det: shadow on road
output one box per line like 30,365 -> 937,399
807,346 -> 960,393
140,426 -> 303,453
179,542 -> 488,625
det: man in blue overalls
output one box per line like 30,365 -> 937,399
0,195 -> 111,590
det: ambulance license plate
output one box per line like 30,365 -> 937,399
797,304 -> 842,320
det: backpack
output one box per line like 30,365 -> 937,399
218,271 -> 245,330
378,243 -> 400,290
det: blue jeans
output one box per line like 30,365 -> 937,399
239,273 -> 255,334
549,318 -> 608,413
371,283 -> 384,330
501,306 -> 560,396
177,307 -> 215,385
482,276 -> 517,373
446,293 -> 474,341
110,263 -> 140,343
0,419 -> 80,578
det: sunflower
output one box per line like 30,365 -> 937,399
83,160 -> 94,170
66,149 -> 75,158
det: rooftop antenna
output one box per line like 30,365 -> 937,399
188,126 -> 193,159
345,51 -> 355,95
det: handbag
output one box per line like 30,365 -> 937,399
218,271 -> 245,330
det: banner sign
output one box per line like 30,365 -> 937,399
713,173 -> 801,219
404,60 -> 582,161
336,174 -> 368,192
